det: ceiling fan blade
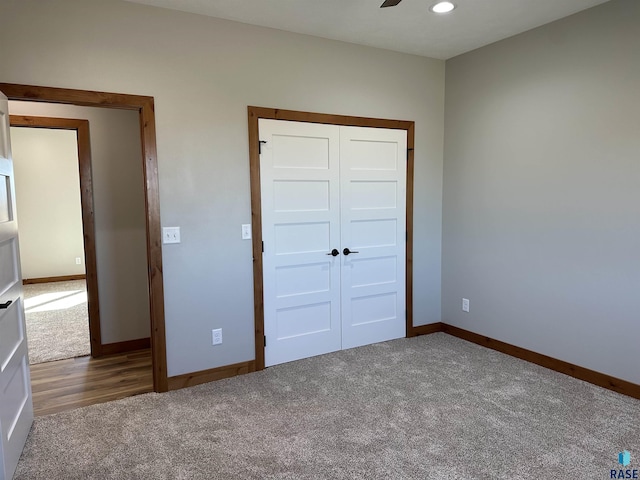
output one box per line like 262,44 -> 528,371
380,0 -> 402,7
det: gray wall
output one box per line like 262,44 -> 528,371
0,0 -> 445,376
9,101 -> 150,345
443,0 -> 640,384
11,127 -> 85,279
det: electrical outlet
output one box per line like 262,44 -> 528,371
462,298 -> 470,313
163,226 -> 181,244
211,328 -> 222,345
75,257 -> 82,265
241,224 -> 251,240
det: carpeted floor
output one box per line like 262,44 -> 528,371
23,280 -> 91,364
15,333 -> 640,479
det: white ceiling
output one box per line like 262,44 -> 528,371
122,0 -> 610,59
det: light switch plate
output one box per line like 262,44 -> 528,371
163,226 -> 181,244
242,224 -> 251,240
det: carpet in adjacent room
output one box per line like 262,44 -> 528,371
23,280 -> 91,364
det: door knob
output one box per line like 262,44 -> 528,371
326,249 -> 340,257
343,248 -> 359,256
0,300 -> 12,309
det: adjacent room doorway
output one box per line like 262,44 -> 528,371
9,115 -> 100,364
0,83 -> 168,394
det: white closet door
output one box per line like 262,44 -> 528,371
259,119 -> 342,367
339,126 -> 406,349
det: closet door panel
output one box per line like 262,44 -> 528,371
259,119 -> 342,367
340,126 -> 407,349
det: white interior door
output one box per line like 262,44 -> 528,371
260,119 -> 342,367
340,126 -> 406,349
0,92 -> 33,480
260,119 -> 407,366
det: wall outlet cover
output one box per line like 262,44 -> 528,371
462,298 -> 470,313
212,328 -> 222,345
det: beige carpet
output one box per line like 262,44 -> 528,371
23,280 -> 91,364
14,333 -> 640,479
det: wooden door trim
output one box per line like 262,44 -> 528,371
1,83 -> 168,392
9,114 -> 103,357
248,106 -> 416,371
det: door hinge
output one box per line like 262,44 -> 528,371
259,140 -> 267,154
264,335 -> 267,347
262,241 -> 264,253
406,147 -> 413,161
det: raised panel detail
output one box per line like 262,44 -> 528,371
272,135 -> 329,169
0,301 -> 24,371
0,238 -> 19,294
274,181 -> 329,212
0,174 -> 10,223
351,219 -> 397,248
351,292 -> 397,326
0,355 -> 29,441
350,257 -> 397,288
351,181 -> 397,210
275,222 -> 330,255
277,302 -> 331,340
348,140 -> 397,171
276,263 -> 330,297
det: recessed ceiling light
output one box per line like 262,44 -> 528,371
430,1 -> 456,14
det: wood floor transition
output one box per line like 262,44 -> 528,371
30,349 -> 153,416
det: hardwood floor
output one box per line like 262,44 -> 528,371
30,349 -> 153,416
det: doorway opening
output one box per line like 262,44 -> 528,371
0,83 -> 168,399
9,115 -> 99,365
